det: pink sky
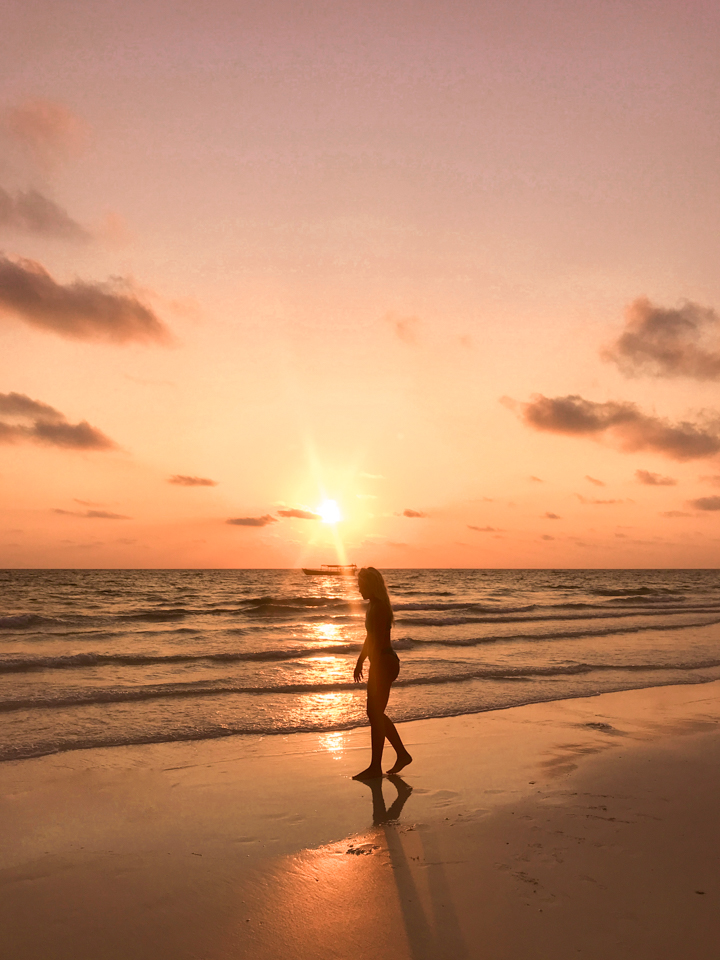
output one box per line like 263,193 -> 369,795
2,0 -> 720,568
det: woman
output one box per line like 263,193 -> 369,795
353,567 -> 412,779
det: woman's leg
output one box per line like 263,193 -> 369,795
384,715 -> 412,773
353,666 -> 392,779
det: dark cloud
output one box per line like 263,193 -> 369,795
4,99 -> 86,170
53,508 -> 130,519
585,475 -> 605,486
0,391 -> 116,450
0,187 -> 89,241
511,393 -> 720,462
540,535 -> 554,541
403,509 -> 426,518
700,475 -> 720,487
468,525 -> 500,532
277,508 -> 321,520
635,469 -> 677,486
0,255 -> 170,344
603,297 -> 720,381
688,496 -> 720,511
544,512 -> 561,519
226,515 -> 277,527
168,475 -> 218,487
660,510 -> 691,518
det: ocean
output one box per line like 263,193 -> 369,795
2,568 -> 720,763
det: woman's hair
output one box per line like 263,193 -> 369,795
358,566 -> 393,622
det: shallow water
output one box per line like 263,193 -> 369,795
2,568 -> 720,761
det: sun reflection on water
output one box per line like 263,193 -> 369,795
318,730 -> 346,760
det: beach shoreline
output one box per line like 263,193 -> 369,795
3,680 -> 720,959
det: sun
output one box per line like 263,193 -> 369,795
317,499 -> 342,524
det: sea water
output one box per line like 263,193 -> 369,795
2,568 -> 720,762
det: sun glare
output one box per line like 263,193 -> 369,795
318,499 -> 342,524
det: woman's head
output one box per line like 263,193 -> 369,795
358,567 -> 392,613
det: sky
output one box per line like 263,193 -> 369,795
2,0 -> 720,568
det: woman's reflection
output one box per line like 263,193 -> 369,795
363,774 -> 413,825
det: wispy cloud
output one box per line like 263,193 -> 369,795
660,510 -> 691,517
468,525 -> 500,532
0,255 -> 170,344
386,313 -> 420,345
576,495 -> 624,505
688,496 -> 720,511
506,393 -> 720,461
226,515 -> 277,527
603,297 -> 720,381
0,187 -> 90,241
4,99 -> 87,170
544,512 -> 561,519
402,509 -> 426,518
0,391 -> 116,450
53,508 -> 130,519
529,475 -> 543,482
585,475 -> 605,487
168,475 -> 218,487
277,508 -> 321,520
700,475 -> 720,487
635,469 -> 677,486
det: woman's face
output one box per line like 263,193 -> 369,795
358,578 -> 370,599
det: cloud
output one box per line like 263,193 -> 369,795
402,509 -> 426,518
0,391 -> 116,450
4,99 -> 86,170
386,313 -> 420,344
544,512 -> 561,519
468,525 -> 500,532
660,511 -> 691,518
585,475 -> 605,487
0,255 -> 170,344
635,469 -> 677,486
168,475 -> 218,487
277,508 -> 321,520
603,297 -> 720,381
540,535 -> 554,541
576,495 -> 624,504
529,475 -> 543,482
0,187 -> 90,241
688,496 -> 720,511
509,393 -> 720,462
700,475 -> 720,487
53,508 -> 130,519
226,515 -> 277,527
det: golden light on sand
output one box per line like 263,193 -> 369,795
317,499 -> 342,524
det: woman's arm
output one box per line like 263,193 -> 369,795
354,636 -> 369,682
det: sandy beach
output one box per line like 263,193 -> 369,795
3,680 -> 720,960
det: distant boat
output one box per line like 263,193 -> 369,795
302,563 -> 358,578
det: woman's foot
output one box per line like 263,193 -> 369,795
386,750 -> 412,774
353,765 -> 384,780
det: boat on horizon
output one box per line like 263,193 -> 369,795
301,563 -> 358,578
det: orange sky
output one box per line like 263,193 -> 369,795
2,0 -> 720,568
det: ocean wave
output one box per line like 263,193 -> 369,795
0,613 -> 63,630
0,642 -> 365,674
4,657 -> 720,714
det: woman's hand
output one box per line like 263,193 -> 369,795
354,657 -> 365,682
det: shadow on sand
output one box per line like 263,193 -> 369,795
357,776 -> 469,960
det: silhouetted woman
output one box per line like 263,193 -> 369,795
353,567 -> 412,779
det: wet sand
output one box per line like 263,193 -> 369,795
2,681 -> 720,959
